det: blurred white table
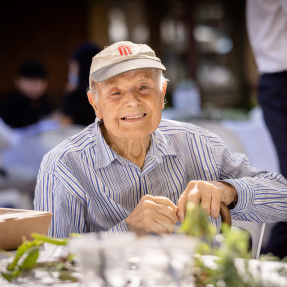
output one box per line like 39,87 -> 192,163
0,243 -> 81,287
1,243 -> 287,287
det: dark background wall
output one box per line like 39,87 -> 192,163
0,0 -> 88,106
0,0 -> 257,110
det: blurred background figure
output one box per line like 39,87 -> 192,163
0,61 -> 58,209
0,117 -> 35,209
58,42 -> 101,126
246,0 -> 287,259
0,118 -> 16,179
0,60 -> 55,128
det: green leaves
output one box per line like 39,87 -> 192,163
1,238 -> 43,282
1,233 -> 75,283
31,233 -> 68,245
19,245 -> 40,270
206,227 -> 251,287
178,202 -> 216,240
177,202 -> 252,286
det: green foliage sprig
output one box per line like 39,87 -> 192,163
178,202 -> 254,287
1,233 -> 77,283
178,202 -> 287,287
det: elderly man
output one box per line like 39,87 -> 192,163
34,41 -> 287,238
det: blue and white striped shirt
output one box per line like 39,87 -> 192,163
34,118 -> 287,238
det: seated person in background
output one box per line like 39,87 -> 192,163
58,42 -> 101,126
34,41 -> 287,238
0,118 -> 16,178
0,60 -> 55,128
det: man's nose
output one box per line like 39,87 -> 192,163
125,89 -> 140,105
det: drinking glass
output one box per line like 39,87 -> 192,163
100,232 -> 136,287
135,234 -> 198,287
162,234 -> 198,286
135,236 -> 173,287
69,233 -> 105,287
69,232 -> 136,287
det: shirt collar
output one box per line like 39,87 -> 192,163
149,127 -> 177,163
93,118 -> 177,169
94,118 -> 117,169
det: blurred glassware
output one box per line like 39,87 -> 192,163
136,236 -> 172,287
69,232 -> 198,287
69,232 -> 136,287
135,234 -> 198,287
162,234 -> 198,286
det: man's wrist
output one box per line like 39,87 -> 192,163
219,181 -> 238,204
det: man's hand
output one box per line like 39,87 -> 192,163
177,181 -> 238,223
126,195 -> 178,236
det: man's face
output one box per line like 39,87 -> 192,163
88,69 -> 166,141
15,77 -> 48,100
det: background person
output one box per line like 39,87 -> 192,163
246,0 -> 287,259
0,118 -> 16,180
0,60 -> 55,128
34,41 -> 287,238
58,42 -> 101,126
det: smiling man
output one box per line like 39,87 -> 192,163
34,41 -> 287,238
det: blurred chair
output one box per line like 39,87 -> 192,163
232,219 -> 266,260
0,121 -> 84,210
0,188 -> 33,209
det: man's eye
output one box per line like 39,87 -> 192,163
140,86 -> 148,90
112,92 -> 121,95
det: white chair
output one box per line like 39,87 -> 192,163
232,220 -> 266,260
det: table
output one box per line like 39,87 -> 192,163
0,244 -> 81,287
1,243 -> 287,287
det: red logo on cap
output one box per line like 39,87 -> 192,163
118,45 -> 132,56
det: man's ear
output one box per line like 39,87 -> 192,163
87,91 -> 102,119
161,81 -> 167,110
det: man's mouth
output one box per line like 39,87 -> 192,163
121,113 -> 147,120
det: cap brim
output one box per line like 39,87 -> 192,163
90,58 -> 166,82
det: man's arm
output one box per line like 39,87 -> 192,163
34,171 -> 87,238
179,130 -> 287,224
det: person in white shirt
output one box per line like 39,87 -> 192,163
246,0 -> 287,259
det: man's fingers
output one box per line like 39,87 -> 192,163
144,195 -> 178,212
177,193 -> 187,223
142,196 -> 178,223
199,189 -> 212,216
177,181 -> 198,223
142,199 -> 178,231
187,185 -> 200,205
153,203 -> 178,224
153,214 -> 176,234
127,195 -> 179,235
144,202 -> 176,234
210,193 -> 221,219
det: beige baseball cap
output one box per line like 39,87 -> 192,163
89,41 -> 166,83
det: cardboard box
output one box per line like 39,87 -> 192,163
0,208 -> 52,251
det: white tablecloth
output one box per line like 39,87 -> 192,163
0,244 -> 81,287
1,243 -> 287,287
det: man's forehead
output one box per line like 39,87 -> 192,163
102,69 -> 156,86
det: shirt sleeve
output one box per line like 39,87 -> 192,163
34,170 -> 87,238
108,219 -> 130,233
208,131 -> 287,223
